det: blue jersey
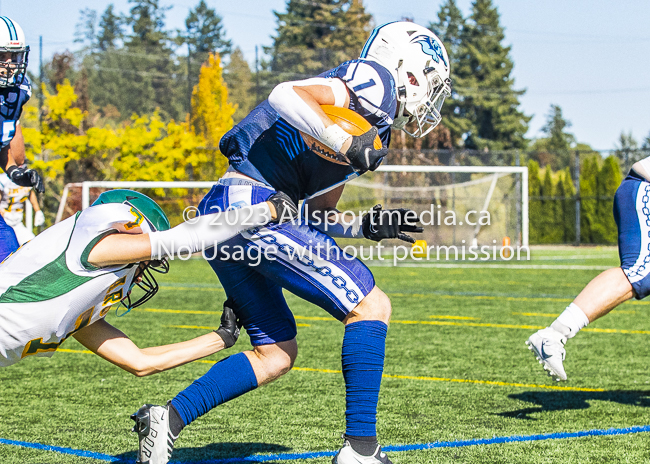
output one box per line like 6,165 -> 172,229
0,76 -> 31,148
220,60 -> 396,203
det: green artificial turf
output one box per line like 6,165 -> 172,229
2,246 -> 649,463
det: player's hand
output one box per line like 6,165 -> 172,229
343,127 -> 387,172
361,204 -> 423,243
267,191 -> 298,223
6,165 -> 44,193
215,299 -> 241,348
34,210 -> 45,227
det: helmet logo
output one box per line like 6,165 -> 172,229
410,35 -> 447,67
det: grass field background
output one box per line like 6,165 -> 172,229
2,246 -> 650,463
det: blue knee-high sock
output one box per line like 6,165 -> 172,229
171,352 -> 258,426
342,320 -> 387,437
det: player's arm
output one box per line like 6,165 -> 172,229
87,193 -> 298,267
73,305 -> 240,377
28,190 -> 44,227
304,186 -> 422,243
0,125 -> 44,193
8,123 -> 25,166
268,78 -> 386,170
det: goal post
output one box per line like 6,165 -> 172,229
56,165 -> 528,248
355,165 -> 529,248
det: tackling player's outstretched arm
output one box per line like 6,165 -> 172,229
87,192 -> 298,267
73,304 -> 240,377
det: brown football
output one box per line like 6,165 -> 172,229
301,105 -> 382,165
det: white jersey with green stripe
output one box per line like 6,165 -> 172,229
0,203 -> 153,367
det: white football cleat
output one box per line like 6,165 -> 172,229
332,440 -> 393,464
131,403 -> 176,464
526,327 -> 568,381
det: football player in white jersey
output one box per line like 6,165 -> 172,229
0,189 -> 297,372
0,16 -> 44,261
132,22 -> 450,464
0,171 -> 44,244
526,157 -> 650,381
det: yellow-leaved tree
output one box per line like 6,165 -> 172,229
190,52 -> 235,178
27,82 -> 215,225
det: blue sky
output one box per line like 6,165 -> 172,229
8,0 -> 650,150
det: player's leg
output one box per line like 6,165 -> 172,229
241,223 -> 391,463
132,260 -> 298,464
169,258 -> 298,427
526,172 -> 641,381
132,181 -> 299,464
334,287 -> 392,464
0,214 -> 19,262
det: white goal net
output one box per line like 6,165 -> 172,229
56,165 -> 528,248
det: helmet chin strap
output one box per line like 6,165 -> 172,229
392,64 -> 412,130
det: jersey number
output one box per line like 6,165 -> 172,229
21,307 -> 94,358
1,121 -> 15,145
352,78 -> 376,92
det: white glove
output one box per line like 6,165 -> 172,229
34,210 -> 45,227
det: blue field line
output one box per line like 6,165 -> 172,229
3,425 -> 650,463
0,437 -> 121,462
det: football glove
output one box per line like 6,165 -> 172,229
34,210 -> 45,227
362,204 -> 423,243
267,191 -> 298,223
6,165 -> 44,193
344,127 -> 387,172
215,299 -> 241,348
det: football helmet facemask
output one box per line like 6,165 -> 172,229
360,21 -> 451,138
91,189 -> 171,313
0,17 -> 29,88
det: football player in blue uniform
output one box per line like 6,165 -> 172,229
133,22 -> 451,464
0,16 -> 43,262
526,156 -> 650,382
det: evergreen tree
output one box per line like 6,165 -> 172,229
184,1 -> 231,61
87,2 -> 184,121
538,104 -> 575,169
558,167 -> 576,243
97,5 -> 124,51
183,0 -> 232,112
224,48 -> 256,124
579,155 -> 599,243
528,160 -> 543,243
429,0 -> 469,147
121,0 -> 183,120
614,131 -> 639,172
268,0 -> 372,87
642,130 -> 650,150
540,168 -> 562,243
593,156 -> 621,243
455,0 -> 530,150
74,8 -> 98,50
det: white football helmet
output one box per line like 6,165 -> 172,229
360,21 -> 451,138
0,17 -> 29,88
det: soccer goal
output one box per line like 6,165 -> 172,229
56,165 -> 528,247
342,165 -> 529,248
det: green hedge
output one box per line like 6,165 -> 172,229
528,156 -> 622,244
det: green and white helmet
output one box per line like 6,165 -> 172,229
91,189 -> 170,311
92,189 -> 170,232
